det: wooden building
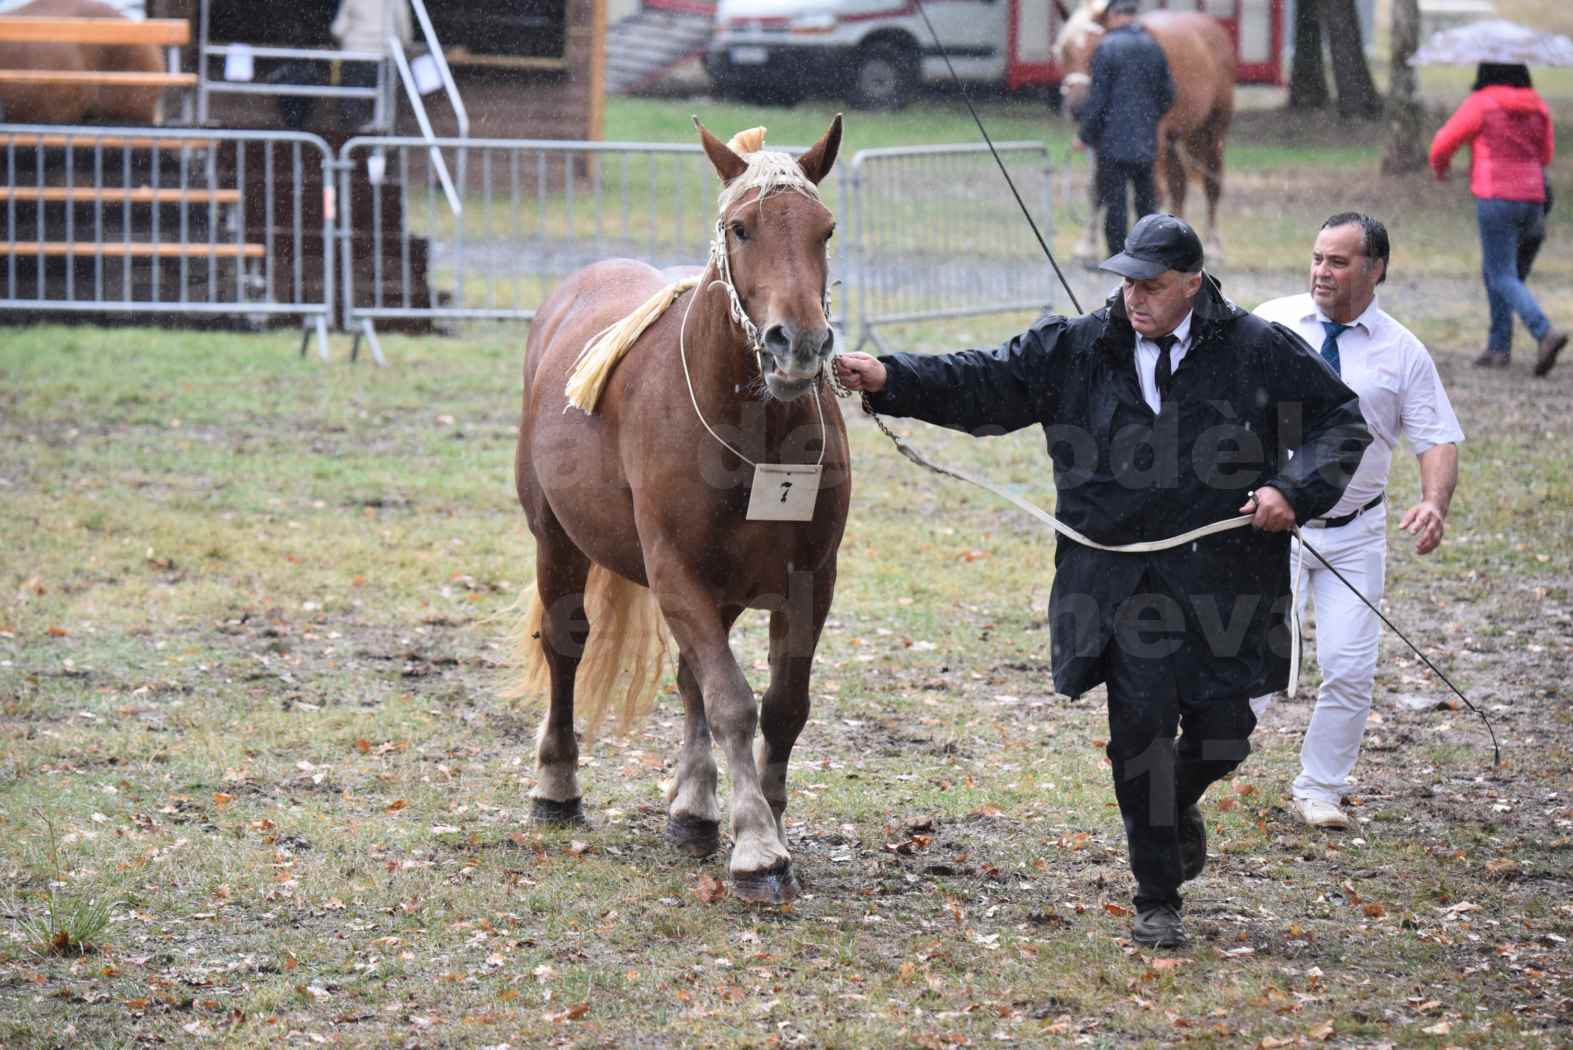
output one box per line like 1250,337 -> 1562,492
149,0 -> 607,140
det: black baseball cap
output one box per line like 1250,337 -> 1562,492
1107,0 -> 1141,15
1099,213 -> 1204,279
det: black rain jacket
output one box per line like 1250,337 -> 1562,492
868,277 -> 1372,701
1077,23 -> 1175,164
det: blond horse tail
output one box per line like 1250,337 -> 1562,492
506,566 -> 671,741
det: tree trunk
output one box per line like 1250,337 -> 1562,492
1289,0 -> 1330,109
1324,0 -> 1382,117
1383,0 -> 1427,172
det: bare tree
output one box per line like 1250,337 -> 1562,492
1383,0 -> 1427,172
1289,0 -> 1383,118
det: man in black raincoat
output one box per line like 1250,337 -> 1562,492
834,214 -> 1371,948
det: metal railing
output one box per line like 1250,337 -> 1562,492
334,135 -> 848,362
335,137 -> 1050,358
843,142 -> 1055,352
0,125 -> 336,358
0,127 -> 1054,363
195,0 -> 390,130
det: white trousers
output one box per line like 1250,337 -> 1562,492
1252,505 -> 1387,804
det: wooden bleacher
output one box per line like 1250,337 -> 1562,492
0,14 -> 277,310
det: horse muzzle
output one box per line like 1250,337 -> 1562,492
762,321 -> 835,396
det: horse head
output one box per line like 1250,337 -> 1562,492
694,115 -> 843,402
1053,1 -> 1110,116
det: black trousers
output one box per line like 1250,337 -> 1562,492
1097,158 -> 1158,257
1102,573 -> 1257,911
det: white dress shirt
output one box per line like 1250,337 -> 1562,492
1253,292 -> 1465,518
1133,310 -> 1194,413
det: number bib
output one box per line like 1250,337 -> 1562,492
745,463 -> 823,522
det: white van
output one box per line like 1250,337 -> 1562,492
702,0 -> 1288,110
703,0 -> 1048,110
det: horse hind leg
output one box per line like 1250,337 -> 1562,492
1194,121 -> 1228,261
665,654 -> 722,857
522,531 -> 593,826
1163,135 -> 1189,221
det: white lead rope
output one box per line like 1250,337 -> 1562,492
859,405 -> 1304,696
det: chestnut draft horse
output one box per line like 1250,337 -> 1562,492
1055,0 -> 1235,262
0,0 -> 165,125
509,117 -> 850,903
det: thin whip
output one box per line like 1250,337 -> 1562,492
911,0 -> 1082,314
1294,531 -> 1500,766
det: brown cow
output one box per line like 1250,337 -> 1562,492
0,0 -> 165,125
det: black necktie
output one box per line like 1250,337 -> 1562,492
1320,321 -> 1349,376
1153,334 -> 1178,405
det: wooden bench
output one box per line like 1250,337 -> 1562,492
0,186 -> 241,204
0,69 -> 195,89
0,15 -> 194,117
0,133 -> 218,151
0,16 -> 189,46
6,241 -> 266,259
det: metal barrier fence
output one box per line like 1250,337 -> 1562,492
336,136 -> 1050,357
842,142 -> 1055,353
0,125 -> 335,357
0,127 -> 1051,360
335,135 -> 848,361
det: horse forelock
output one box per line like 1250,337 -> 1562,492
1052,8 -> 1105,65
716,150 -> 821,217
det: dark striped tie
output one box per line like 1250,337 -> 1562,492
1320,322 -> 1350,376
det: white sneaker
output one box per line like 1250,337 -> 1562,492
1291,796 -> 1350,830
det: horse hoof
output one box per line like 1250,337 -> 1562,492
666,815 -> 721,857
732,862 -> 800,904
530,797 -> 588,827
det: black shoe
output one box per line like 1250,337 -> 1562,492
1180,804 -> 1206,881
1535,329 -> 1566,377
1472,349 -> 1511,369
1131,904 -> 1187,948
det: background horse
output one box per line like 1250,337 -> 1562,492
0,0 -> 165,125
509,117 -> 849,904
1055,0 -> 1235,262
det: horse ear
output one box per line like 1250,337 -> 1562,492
797,114 -> 843,186
694,116 -> 749,184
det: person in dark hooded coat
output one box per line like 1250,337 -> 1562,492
834,213 -> 1371,948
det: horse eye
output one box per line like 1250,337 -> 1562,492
730,221 -> 749,242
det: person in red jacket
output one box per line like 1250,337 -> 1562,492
1430,62 -> 1563,376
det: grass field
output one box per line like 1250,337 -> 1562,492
3,89 -> 1573,1047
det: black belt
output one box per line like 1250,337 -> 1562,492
1313,493 -> 1384,529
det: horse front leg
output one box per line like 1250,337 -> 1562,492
658,585 -> 796,903
665,654 -> 722,857
755,567 -> 833,849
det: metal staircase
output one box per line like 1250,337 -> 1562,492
605,4 -> 714,95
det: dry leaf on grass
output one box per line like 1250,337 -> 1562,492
1103,902 -> 1133,918
544,1002 -> 589,1023
693,874 -> 727,904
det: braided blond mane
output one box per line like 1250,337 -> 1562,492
563,127 -> 818,414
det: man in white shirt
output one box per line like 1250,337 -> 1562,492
1253,213 -> 1465,830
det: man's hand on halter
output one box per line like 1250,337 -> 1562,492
832,352 -> 887,394
1241,486 -> 1296,532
